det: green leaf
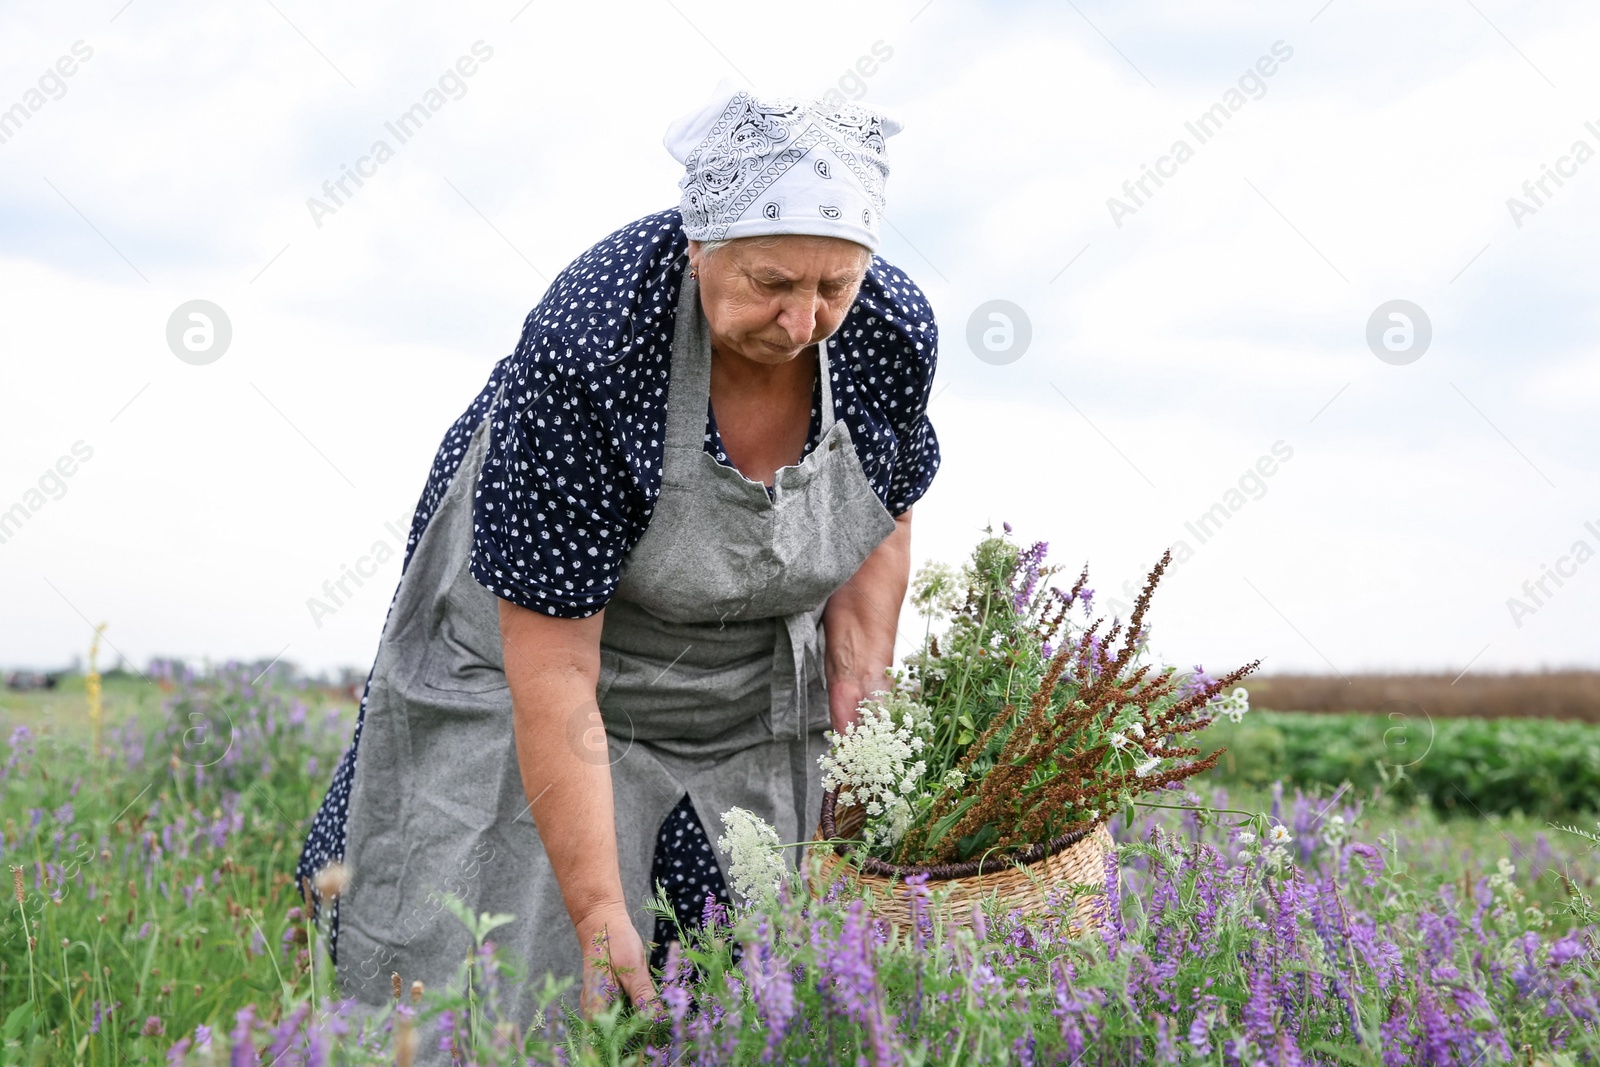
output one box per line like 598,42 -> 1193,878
922,795 -> 979,853
2,1004 -> 32,1042
955,823 -> 999,861
1306,1040 -> 1372,1065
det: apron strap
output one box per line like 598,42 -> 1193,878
663,272 -> 714,455
817,338 -> 836,435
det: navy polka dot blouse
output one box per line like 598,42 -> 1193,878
296,206 -> 940,962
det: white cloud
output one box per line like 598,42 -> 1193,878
1,0 -> 1596,676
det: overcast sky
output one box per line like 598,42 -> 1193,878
2,0 -> 1597,683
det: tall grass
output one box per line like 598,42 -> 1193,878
0,669 -> 1597,1064
0,664 -> 348,1064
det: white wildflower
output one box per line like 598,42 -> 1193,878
1236,831 -> 1256,845
1238,849 -> 1254,864
1134,757 -> 1161,778
1268,824 -> 1292,845
1209,686 -> 1251,724
869,796 -> 914,851
910,561 -> 962,618
941,768 -> 967,791
1321,813 -> 1348,848
1129,721 -> 1145,740
716,808 -> 785,904
818,694 -> 930,821
1488,857 -> 1524,908
1109,732 -> 1129,749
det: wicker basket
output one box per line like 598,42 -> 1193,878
807,790 -> 1118,935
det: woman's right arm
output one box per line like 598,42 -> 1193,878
497,598 -> 656,1013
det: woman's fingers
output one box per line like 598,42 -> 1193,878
608,927 -> 659,1008
622,965 -> 659,1008
575,909 -> 657,1015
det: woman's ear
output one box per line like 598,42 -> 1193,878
686,239 -> 703,276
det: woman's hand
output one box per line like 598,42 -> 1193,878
822,508 -> 913,733
575,903 -> 657,1017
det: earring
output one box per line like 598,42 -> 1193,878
689,267 -> 698,279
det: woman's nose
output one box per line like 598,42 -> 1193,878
778,297 -> 821,345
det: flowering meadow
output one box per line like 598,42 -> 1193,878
2,667 -> 1599,1064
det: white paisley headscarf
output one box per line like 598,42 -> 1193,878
663,82 -> 903,252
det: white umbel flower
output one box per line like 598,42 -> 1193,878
873,796 -> 914,851
716,807 -> 785,904
818,694 -> 929,819
1210,686 -> 1251,724
910,561 -> 962,618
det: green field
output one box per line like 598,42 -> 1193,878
1,673 -> 1597,1064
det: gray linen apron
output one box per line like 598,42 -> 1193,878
334,270 -> 896,1042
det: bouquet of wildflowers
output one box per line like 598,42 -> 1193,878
817,526 -> 1260,868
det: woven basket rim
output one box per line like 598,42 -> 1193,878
818,788 -> 1106,881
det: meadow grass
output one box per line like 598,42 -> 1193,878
0,672 -> 1596,1063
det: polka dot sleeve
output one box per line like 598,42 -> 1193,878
470,357 -> 647,616
850,256 -> 941,515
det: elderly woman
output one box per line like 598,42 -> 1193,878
296,86 -> 939,1022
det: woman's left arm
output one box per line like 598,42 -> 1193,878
822,507 -> 913,733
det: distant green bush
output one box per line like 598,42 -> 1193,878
1200,710 -> 1600,817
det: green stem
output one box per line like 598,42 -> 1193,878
1132,800 -> 1265,823
244,909 -> 288,1000
59,940 -> 78,1050
15,894 -> 38,1008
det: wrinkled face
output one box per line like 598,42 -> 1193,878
688,235 -> 871,366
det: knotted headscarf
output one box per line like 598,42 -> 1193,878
664,83 -> 903,252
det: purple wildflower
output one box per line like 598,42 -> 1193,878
1012,1027 -> 1037,1067
1243,947 -> 1275,1048
1379,999 -> 1414,1067
741,916 -> 795,1060
1187,1008 -> 1213,1055
230,1004 -> 256,1067
1011,540 -> 1049,611
1153,1013 -> 1180,1064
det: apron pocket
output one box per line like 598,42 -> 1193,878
419,580 -> 510,696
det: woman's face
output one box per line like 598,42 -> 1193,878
688,235 -> 871,366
